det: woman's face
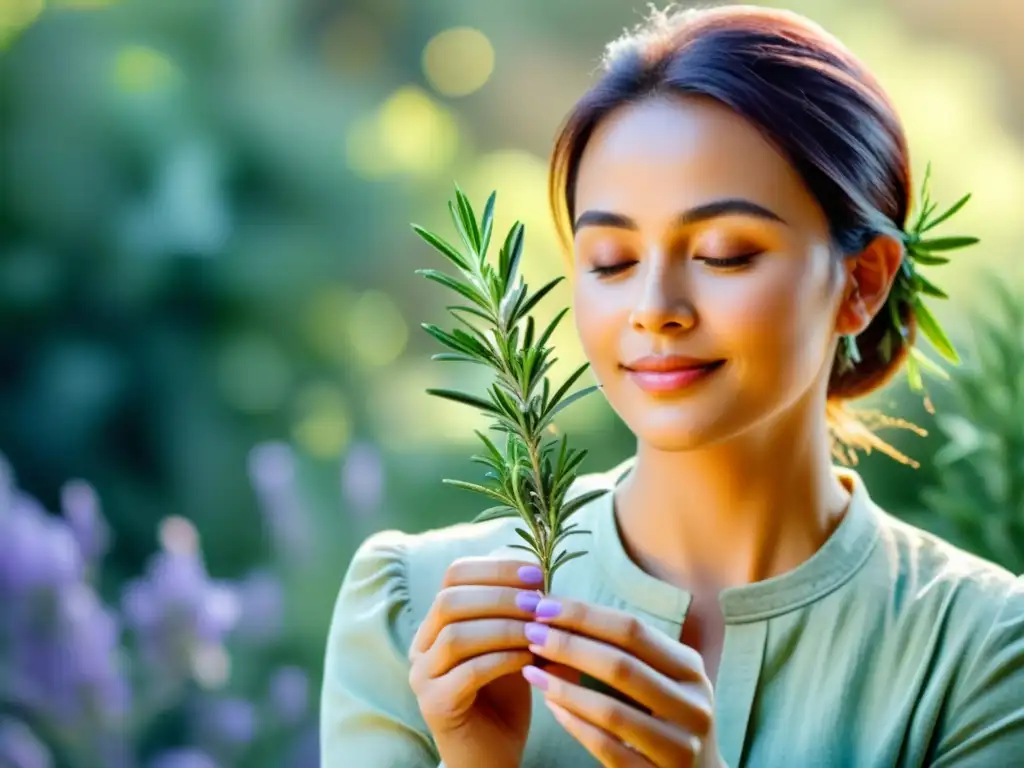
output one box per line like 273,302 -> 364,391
571,95 -> 846,451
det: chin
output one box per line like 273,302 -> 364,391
608,394 -> 749,452
631,413 -> 734,452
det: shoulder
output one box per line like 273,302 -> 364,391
867,500 -> 1021,623
862,494 -> 1024,709
342,461 -> 624,652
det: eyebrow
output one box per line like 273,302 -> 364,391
572,198 -> 786,233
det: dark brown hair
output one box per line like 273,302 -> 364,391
549,5 -> 917,405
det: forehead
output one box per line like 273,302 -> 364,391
573,94 -> 820,227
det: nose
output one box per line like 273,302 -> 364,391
628,259 -> 697,334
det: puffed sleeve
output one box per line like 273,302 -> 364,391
320,531 -> 439,767
931,575 -> 1024,767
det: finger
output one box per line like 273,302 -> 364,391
412,585 -> 541,654
526,665 -> 699,768
526,623 -> 713,734
410,558 -> 544,652
443,557 -> 544,590
545,698 -> 655,767
532,597 -> 705,684
424,618 -> 532,677
436,649 -> 534,697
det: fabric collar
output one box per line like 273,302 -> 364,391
585,459 -> 881,624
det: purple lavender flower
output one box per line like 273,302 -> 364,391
0,718 -> 53,768
58,583 -> 131,718
194,696 -> 257,749
120,523 -> 239,682
7,581 -> 130,726
61,479 -> 111,564
340,440 -> 385,515
232,568 -> 284,645
0,493 -> 83,595
247,441 -> 312,560
282,722 -> 320,768
148,748 -> 220,768
267,665 -> 309,725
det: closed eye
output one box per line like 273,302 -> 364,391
697,252 -> 761,269
589,261 -> 637,277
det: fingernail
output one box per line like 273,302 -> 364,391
535,598 -> 561,619
522,664 -> 549,691
525,622 -> 549,645
515,591 -> 541,612
518,565 -> 544,585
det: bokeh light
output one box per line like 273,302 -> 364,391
304,284 -> 357,366
346,86 -> 460,178
291,382 -> 352,459
422,27 -> 495,97
344,290 -> 409,369
111,44 -> 181,94
0,0 -> 43,47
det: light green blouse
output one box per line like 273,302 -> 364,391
320,461 -> 1024,767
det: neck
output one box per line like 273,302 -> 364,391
615,395 -> 851,594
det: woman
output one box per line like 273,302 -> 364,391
321,6 -> 1024,767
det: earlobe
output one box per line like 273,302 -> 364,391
836,234 -> 903,336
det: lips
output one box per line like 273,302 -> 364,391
622,356 -> 725,394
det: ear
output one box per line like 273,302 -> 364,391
835,234 -> 904,336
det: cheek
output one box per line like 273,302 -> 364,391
709,256 -> 835,380
572,282 -> 623,376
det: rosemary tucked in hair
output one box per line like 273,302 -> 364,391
838,163 -> 978,401
412,186 -> 608,593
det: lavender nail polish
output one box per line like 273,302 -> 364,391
516,591 -> 542,612
525,622 -> 549,645
522,665 -> 549,691
518,565 -> 544,585
535,598 -> 562,619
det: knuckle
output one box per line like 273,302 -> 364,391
609,655 -> 635,687
434,586 -> 459,618
597,700 -> 627,733
501,618 -> 524,645
676,644 -> 706,681
686,646 -> 707,676
689,700 -> 714,736
435,623 -> 461,659
683,733 -> 702,759
408,659 -> 428,695
460,656 -> 486,691
693,653 -> 708,679
442,558 -> 471,587
621,615 -> 646,646
547,627 -> 572,656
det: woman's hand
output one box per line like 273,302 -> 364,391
407,556 -> 545,768
519,597 -> 724,768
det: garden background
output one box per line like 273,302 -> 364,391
1,0 -> 1022,765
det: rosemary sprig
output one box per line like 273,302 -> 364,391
412,185 -> 609,593
841,163 -> 978,406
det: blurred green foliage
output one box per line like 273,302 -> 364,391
0,0 -> 1022,762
